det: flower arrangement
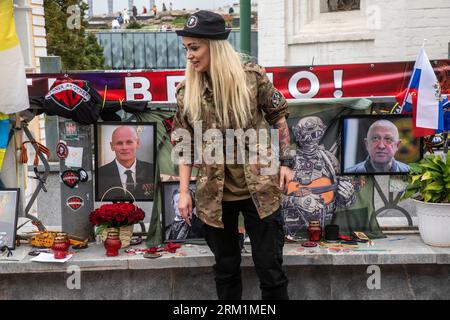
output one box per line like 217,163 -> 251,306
89,203 -> 145,235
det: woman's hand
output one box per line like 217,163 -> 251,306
279,166 -> 294,194
178,191 -> 193,226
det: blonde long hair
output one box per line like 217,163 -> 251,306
183,39 -> 252,129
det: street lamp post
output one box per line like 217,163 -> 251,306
240,0 -> 251,55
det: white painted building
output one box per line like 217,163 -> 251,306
258,0 -> 450,66
13,0 -> 47,73
12,0 -> 47,166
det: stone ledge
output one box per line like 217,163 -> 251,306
1,235 -> 450,275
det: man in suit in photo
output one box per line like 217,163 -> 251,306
97,126 -> 154,201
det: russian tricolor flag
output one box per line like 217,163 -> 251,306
396,47 -> 444,137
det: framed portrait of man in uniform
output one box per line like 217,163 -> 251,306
341,114 -> 422,175
0,189 -> 20,250
94,122 -> 156,202
161,181 -> 204,243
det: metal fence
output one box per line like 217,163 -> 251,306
95,31 -> 258,70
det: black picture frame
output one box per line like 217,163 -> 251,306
94,122 -> 157,202
340,114 -> 423,175
0,188 -> 20,250
161,181 -> 205,243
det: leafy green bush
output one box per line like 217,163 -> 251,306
172,17 -> 187,27
402,152 -> 450,203
126,21 -> 143,29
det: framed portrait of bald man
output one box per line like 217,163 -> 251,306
341,114 -> 422,175
94,122 -> 156,201
0,189 -> 20,250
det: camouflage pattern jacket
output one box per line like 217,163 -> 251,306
172,63 -> 289,228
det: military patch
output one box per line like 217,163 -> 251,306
63,121 -> 79,140
272,91 -> 283,108
61,170 -> 80,188
56,142 -> 69,160
66,196 -> 84,211
186,15 -> 198,28
142,183 -> 154,197
77,168 -> 88,182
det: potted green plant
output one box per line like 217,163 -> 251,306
401,152 -> 450,247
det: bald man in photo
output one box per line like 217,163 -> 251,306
346,120 -> 410,173
97,126 -> 154,200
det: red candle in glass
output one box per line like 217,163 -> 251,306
104,231 -> 121,257
52,236 -> 70,259
57,232 -> 71,247
307,220 -> 322,242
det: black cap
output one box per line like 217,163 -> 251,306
176,10 -> 231,40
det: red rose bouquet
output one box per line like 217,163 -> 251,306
89,203 -> 145,235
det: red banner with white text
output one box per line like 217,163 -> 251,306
27,60 -> 450,102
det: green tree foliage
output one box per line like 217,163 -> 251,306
44,0 -> 105,70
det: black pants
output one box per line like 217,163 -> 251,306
204,198 -> 289,300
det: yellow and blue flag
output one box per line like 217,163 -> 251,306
0,114 -> 10,171
0,0 -> 29,114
